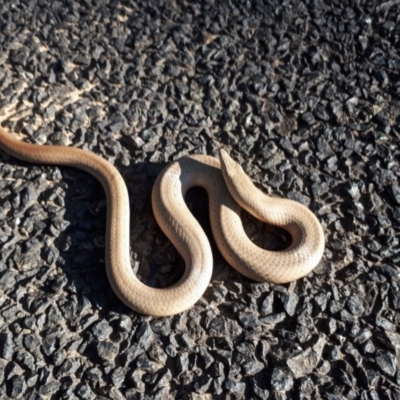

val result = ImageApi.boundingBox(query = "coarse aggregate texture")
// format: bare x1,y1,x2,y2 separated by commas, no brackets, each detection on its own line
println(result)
0,0,400,399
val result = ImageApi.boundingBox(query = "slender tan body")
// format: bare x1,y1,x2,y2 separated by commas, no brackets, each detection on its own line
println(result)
0,127,324,316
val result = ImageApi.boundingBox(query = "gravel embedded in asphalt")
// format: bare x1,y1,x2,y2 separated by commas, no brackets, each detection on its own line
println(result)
1,0,400,398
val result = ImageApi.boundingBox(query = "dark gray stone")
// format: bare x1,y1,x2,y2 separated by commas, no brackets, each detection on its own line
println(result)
134,322,155,349
271,367,293,391
0,333,14,360
260,313,286,325
97,342,119,361
8,375,26,398
282,292,299,317
346,295,365,316
238,312,262,330
376,350,398,376
150,319,171,336
91,320,113,341
224,380,246,398
242,360,264,376
39,381,62,396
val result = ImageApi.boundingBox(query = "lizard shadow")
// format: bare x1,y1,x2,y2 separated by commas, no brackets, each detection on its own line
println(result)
56,157,291,313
